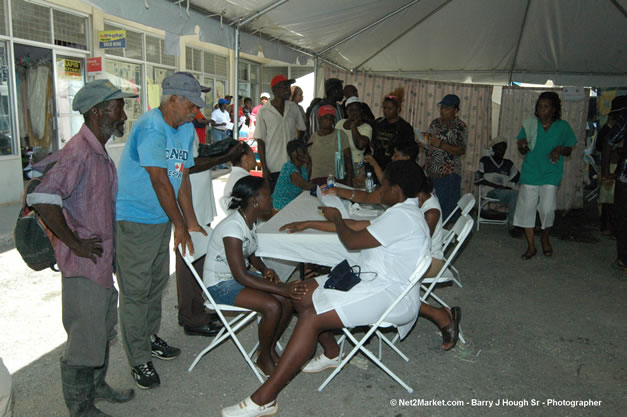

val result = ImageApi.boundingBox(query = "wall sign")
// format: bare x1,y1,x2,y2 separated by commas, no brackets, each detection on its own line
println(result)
63,59,82,78
87,57,103,74
99,30,126,49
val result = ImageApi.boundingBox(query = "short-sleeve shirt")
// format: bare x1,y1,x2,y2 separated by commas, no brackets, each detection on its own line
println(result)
517,119,577,186
210,108,231,130
27,125,117,288
272,162,309,209
420,194,444,260
309,129,350,179
203,211,257,288
255,101,306,173
474,156,520,190
116,108,195,224
425,117,468,178
372,117,414,170
335,120,373,164
361,197,430,285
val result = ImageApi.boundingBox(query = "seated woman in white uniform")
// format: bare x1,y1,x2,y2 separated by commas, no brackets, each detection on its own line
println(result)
204,176,307,377
221,161,461,417
324,162,457,350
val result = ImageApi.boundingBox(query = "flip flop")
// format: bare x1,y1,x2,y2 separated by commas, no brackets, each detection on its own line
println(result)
439,307,461,351
543,249,553,257
521,249,537,260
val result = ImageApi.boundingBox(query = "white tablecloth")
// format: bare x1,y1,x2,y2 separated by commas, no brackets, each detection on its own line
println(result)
256,192,378,267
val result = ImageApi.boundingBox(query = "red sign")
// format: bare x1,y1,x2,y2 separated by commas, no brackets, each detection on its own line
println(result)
87,57,102,73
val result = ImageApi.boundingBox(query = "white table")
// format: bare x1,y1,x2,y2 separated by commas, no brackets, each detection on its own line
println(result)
256,191,379,267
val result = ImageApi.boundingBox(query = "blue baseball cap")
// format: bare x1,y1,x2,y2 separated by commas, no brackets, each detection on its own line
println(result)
218,98,229,105
438,94,460,108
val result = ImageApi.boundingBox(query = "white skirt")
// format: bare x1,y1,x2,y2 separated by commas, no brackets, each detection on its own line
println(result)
311,275,420,339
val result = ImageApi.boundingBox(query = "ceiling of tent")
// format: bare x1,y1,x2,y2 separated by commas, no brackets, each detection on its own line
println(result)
180,0,627,86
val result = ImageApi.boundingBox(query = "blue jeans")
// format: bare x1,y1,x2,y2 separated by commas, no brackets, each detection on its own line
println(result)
207,279,245,305
212,128,229,142
486,188,518,229
433,174,461,221
210,129,229,168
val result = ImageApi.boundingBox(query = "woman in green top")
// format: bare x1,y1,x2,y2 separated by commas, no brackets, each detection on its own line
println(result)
513,92,577,260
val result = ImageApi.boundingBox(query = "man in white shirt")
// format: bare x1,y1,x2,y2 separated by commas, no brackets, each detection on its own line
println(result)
255,75,306,191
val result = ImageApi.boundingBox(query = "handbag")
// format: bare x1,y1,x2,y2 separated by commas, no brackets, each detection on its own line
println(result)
334,130,346,180
324,260,361,291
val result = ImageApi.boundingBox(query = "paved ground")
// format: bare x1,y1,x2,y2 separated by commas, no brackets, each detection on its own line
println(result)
1,191,624,417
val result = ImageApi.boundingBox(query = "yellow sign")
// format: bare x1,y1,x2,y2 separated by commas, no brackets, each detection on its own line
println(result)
98,30,126,48
63,59,82,78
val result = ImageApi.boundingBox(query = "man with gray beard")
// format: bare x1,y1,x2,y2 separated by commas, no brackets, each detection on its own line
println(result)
115,72,208,389
29,80,138,416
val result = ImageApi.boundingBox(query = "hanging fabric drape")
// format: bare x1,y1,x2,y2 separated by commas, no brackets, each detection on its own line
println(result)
325,67,493,197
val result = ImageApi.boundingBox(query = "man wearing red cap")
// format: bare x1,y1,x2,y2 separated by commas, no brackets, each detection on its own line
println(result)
255,75,306,190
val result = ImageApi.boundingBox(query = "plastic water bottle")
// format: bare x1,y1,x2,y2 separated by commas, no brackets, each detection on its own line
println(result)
365,172,374,193
327,174,335,187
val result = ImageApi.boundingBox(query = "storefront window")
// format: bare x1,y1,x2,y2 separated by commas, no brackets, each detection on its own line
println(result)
0,0,8,36
147,65,173,111
0,41,14,155
104,59,143,144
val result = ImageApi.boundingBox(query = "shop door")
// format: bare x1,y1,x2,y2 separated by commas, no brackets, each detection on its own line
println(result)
54,55,85,148
14,43,57,154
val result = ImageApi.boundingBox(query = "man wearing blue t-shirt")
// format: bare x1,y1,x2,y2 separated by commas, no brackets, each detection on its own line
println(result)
116,72,208,390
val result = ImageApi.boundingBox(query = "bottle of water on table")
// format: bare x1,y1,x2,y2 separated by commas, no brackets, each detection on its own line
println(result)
327,174,335,187
365,172,374,193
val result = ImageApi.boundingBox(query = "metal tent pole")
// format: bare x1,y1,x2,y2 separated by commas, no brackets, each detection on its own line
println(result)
232,0,289,139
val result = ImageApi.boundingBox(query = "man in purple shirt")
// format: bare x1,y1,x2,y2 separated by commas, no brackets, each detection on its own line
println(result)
28,80,137,417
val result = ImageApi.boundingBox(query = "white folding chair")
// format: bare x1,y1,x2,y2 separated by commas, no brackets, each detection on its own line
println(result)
318,254,432,394
179,231,265,383
476,185,508,231
420,214,474,344
442,193,475,227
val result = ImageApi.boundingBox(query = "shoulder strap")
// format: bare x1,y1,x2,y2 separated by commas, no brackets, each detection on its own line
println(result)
337,129,342,152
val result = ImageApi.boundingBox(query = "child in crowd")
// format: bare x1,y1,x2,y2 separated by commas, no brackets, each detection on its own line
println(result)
271,139,314,209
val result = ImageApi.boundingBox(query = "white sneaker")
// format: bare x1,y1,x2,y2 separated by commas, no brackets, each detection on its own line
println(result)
301,353,341,373
221,396,278,417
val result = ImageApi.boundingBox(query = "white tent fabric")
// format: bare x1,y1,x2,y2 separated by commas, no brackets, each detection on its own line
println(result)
180,0,627,87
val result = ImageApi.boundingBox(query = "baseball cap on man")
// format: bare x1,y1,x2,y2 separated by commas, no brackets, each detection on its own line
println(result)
318,105,336,117
260,92,271,99
72,80,138,114
270,75,295,89
438,94,460,108
162,72,208,108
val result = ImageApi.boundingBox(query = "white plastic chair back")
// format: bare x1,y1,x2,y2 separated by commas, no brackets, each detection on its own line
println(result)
443,193,476,226
183,225,212,263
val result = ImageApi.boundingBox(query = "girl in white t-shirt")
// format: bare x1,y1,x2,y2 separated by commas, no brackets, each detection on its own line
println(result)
221,161,461,417
204,176,307,377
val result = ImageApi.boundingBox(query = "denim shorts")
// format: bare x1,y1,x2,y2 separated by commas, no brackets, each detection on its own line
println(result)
207,279,246,305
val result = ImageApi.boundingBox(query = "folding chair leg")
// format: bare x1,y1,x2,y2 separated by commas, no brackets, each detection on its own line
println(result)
319,328,413,393
376,330,409,361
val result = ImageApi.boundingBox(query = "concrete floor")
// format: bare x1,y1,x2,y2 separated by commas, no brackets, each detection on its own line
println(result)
1,202,625,417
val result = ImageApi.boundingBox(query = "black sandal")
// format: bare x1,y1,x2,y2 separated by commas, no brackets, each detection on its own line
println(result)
439,307,461,351
521,249,537,260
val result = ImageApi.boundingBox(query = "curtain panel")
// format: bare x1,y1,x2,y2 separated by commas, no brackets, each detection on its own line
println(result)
325,68,493,197
498,87,588,210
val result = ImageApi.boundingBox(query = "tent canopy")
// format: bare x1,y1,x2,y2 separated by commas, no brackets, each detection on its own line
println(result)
182,0,627,86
